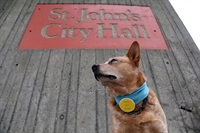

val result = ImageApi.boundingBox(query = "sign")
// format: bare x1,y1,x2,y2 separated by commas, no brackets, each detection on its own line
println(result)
18,4,168,50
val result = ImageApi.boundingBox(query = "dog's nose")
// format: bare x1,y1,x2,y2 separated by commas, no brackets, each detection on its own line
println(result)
92,64,99,72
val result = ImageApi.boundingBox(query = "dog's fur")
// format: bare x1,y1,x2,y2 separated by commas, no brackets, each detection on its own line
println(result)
92,41,168,133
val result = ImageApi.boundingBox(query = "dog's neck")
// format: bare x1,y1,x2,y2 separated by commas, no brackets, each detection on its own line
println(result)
114,82,149,113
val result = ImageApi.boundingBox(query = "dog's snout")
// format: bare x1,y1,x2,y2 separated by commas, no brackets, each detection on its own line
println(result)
92,64,99,72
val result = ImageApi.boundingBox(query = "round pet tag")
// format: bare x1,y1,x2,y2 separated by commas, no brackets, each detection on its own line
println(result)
119,98,135,113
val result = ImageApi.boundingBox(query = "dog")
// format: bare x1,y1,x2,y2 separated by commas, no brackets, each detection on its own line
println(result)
92,41,168,133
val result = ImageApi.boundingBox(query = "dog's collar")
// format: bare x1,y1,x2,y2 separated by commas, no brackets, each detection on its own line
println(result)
114,82,149,113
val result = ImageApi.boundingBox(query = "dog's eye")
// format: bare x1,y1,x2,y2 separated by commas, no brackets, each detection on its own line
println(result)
110,59,117,64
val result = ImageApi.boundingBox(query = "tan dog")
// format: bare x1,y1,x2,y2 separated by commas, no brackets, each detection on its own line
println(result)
92,41,168,133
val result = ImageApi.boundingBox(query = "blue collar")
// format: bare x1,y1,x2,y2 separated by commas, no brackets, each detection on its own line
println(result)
115,82,149,105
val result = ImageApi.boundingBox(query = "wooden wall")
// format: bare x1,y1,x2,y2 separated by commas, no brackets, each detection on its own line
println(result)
0,0,200,132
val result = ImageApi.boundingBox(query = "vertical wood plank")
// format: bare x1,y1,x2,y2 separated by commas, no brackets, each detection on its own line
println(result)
130,0,140,5
84,0,96,4
147,0,199,132
23,50,51,133
117,0,126,5
54,50,73,133
34,50,65,133
0,0,28,50
76,50,96,133
58,0,74,3
65,50,80,133
0,1,38,132
95,49,108,133
1,50,32,133
160,0,200,81
0,0,16,27
8,51,42,133
100,0,107,4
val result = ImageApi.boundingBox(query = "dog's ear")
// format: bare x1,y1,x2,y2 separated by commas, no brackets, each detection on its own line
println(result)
127,41,140,67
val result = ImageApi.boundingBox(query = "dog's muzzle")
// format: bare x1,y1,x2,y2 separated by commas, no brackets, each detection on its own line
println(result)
92,64,117,81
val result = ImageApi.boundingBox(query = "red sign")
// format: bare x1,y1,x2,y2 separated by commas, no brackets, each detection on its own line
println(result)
19,4,168,50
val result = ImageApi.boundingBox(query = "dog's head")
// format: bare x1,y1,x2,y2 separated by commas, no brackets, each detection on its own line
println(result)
92,41,146,96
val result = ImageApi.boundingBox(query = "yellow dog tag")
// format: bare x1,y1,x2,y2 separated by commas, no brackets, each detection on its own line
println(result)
119,98,135,113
